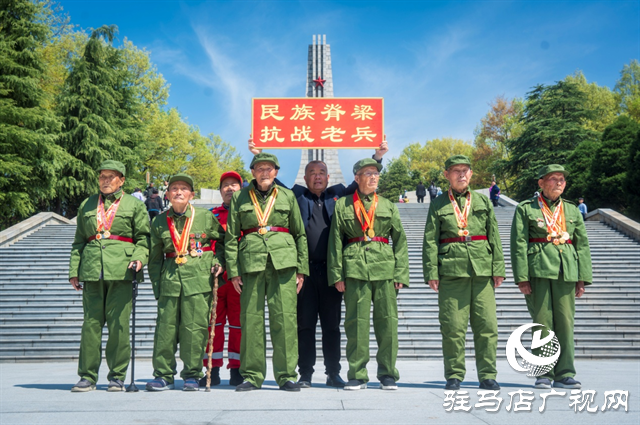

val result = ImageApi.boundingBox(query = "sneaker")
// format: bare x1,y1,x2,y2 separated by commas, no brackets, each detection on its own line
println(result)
280,381,301,392
344,379,367,391
479,379,500,390
445,378,461,390
199,368,221,388
553,377,581,389
235,381,258,392
71,378,95,392
298,373,312,389
183,378,199,391
107,379,125,392
379,376,398,390
145,377,174,391
326,373,346,388
534,377,552,389
229,368,243,386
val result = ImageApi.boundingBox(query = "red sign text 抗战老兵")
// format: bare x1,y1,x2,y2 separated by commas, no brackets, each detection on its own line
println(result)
251,98,384,149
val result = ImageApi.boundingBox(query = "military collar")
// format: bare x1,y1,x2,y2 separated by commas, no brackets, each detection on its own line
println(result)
100,188,123,201
357,190,374,202
169,204,193,218
250,180,275,199
450,188,469,198
541,192,561,206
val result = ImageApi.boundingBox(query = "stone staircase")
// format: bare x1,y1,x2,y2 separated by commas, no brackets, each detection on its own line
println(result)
0,202,639,362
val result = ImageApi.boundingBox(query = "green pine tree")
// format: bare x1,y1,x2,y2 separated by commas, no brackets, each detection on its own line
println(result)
55,25,144,216
504,81,598,201
623,129,640,220
0,0,66,229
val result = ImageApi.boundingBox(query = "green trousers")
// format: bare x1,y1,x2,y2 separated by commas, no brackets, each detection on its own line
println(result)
152,292,212,383
438,275,498,382
239,261,298,388
78,279,132,384
344,278,399,383
525,275,576,380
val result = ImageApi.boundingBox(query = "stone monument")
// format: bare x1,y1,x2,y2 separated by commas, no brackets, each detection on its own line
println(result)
294,34,346,185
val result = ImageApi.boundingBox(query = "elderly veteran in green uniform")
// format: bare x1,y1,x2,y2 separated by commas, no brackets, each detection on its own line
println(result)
145,173,226,391
510,164,592,390
69,160,150,392
422,154,505,391
225,153,308,392
328,158,409,391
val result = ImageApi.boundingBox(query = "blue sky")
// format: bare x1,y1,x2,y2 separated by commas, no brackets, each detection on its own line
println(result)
59,0,639,185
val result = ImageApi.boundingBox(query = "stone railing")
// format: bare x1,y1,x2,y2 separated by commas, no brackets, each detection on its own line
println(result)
586,208,640,242
0,212,73,247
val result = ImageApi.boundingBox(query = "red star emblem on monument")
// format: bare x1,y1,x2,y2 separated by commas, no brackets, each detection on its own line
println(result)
313,76,326,88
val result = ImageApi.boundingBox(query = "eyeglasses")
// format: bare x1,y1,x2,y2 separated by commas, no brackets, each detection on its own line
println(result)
358,172,380,178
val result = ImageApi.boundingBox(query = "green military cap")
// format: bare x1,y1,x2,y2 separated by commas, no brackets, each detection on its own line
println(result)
444,155,471,170
537,164,569,179
353,158,383,175
250,153,280,170
168,173,194,191
97,160,126,176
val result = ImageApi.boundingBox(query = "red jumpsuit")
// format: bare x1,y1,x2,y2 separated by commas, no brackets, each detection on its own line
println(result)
203,206,241,369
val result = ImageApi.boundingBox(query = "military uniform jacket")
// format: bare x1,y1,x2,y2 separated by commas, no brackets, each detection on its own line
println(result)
148,205,225,299
422,190,505,281
70,190,150,282
510,196,592,285
225,181,309,278
328,193,409,286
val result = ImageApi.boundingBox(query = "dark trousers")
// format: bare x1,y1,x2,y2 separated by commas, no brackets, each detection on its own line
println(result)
149,210,160,222
417,195,425,203
491,198,499,207
297,261,343,376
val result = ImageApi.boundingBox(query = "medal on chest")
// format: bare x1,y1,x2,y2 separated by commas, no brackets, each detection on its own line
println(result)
249,187,278,235
167,204,195,265
353,192,378,240
448,188,471,237
537,195,570,245
96,195,122,240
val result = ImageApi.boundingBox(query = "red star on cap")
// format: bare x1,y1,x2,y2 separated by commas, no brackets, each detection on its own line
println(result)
313,76,326,88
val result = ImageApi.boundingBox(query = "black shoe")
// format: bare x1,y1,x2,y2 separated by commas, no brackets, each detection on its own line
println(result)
445,378,461,390
199,367,221,387
229,368,243,386
326,374,346,388
379,375,398,390
534,377,552,389
298,373,312,388
479,379,500,390
344,379,367,390
235,381,258,392
280,381,301,392
107,379,125,392
553,377,581,389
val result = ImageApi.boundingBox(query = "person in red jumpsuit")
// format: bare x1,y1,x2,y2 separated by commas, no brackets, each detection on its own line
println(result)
200,171,244,387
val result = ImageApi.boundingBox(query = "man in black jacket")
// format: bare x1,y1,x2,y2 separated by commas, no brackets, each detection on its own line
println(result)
249,138,388,388
416,181,426,203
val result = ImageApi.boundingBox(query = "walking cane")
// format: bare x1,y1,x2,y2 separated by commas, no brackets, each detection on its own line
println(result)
205,265,220,392
126,274,139,392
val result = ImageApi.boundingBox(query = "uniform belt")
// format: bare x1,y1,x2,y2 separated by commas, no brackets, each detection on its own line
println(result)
439,235,488,244
165,246,213,258
529,238,573,244
244,226,290,234
87,234,134,243
347,236,389,244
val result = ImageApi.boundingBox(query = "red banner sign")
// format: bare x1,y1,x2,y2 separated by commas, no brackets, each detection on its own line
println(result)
251,97,384,149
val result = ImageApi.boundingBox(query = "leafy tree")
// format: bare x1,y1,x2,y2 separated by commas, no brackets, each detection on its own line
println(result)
377,158,421,201
587,115,639,211
623,129,640,219
564,139,599,203
55,25,144,216
614,60,640,122
565,71,619,132
0,0,67,229
503,81,598,201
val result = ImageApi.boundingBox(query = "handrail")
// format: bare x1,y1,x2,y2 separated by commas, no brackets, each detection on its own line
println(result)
0,212,73,247
586,208,640,243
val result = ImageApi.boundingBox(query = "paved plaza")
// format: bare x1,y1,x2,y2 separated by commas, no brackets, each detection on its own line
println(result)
0,359,637,424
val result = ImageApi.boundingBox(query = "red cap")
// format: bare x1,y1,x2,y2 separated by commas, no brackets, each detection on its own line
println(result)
220,171,243,186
